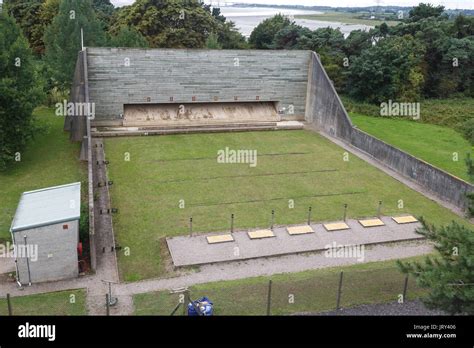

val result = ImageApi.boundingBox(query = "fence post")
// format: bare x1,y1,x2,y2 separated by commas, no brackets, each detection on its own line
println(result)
270,210,275,230
105,294,110,316
7,293,12,316
183,290,189,316
403,274,409,302
307,206,312,225
266,280,272,316
336,271,344,310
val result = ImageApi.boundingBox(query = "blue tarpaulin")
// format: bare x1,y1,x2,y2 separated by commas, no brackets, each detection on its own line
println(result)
187,297,213,316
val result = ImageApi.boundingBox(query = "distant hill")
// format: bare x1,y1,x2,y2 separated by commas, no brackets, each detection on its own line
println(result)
230,3,474,16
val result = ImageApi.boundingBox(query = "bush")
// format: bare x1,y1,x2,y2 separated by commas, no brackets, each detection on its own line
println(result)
79,204,89,242
46,86,69,107
460,118,474,145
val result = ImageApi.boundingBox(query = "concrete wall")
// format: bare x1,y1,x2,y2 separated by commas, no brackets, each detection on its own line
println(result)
67,51,87,146
86,48,311,124
306,52,474,210
305,52,353,141
13,221,79,284
65,50,96,271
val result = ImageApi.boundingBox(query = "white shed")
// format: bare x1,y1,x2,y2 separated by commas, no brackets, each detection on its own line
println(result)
10,182,81,285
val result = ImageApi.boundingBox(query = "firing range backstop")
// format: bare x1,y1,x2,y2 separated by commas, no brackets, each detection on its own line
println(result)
67,47,473,216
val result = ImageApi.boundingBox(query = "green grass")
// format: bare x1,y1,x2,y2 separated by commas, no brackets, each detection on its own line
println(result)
0,107,87,242
133,256,429,315
296,12,400,27
0,289,87,316
342,96,474,130
350,113,473,181
105,130,470,281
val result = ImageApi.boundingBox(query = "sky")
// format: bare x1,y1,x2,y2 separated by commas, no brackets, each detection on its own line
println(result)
110,0,473,10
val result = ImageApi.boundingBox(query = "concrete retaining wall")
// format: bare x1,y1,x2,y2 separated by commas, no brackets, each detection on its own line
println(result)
67,51,87,146
65,49,96,271
86,48,311,124
306,52,474,210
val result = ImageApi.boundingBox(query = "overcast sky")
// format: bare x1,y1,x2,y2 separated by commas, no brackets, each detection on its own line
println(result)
110,0,473,10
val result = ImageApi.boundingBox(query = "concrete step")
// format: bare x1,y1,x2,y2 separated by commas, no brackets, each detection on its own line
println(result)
92,122,305,137
97,121,278,132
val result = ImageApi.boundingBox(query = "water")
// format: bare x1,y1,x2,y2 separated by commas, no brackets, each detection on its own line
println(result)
219,7,373,38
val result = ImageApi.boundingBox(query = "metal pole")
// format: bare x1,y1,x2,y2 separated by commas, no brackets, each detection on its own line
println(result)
377,200,383,217
7,293,12,316
336,271,344,310
23,236,32,286
403,274,409,302
231,213,234,233
266,280,272,315
270,210,275,230
81,27,84,51
183,290,189,316
343,204,348,222
189,217,193,237
170,302,182,316
307,206,312,225
105,294,110,316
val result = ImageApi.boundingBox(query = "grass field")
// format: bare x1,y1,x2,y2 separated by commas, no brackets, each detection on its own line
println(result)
342,96,474,130
105,130,469,281
0,289,87,316
0,107,87,242
296,12,400,27
133,256,429,315
350,113,473,181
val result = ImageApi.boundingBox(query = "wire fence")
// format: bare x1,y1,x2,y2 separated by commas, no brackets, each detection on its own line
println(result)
0,266,428,316
0,289,86,316
132,266,427,316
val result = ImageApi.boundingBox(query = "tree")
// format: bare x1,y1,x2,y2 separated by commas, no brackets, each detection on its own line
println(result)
343,29,373,58
408,3,445,22
29,0,61,55
346,35,425,103
92,0,115,28
272,24,311,49
109,26,149,48
398,218,474,314
249,14,291,49
216,21,248,49
109,0,217,48
0,11,44,170
205,32,221,49
3,0,43,54
43,0,106,89
464,153,474,217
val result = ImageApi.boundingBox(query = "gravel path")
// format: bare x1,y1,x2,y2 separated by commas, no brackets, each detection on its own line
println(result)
0,239,433,315
116,240,432,296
